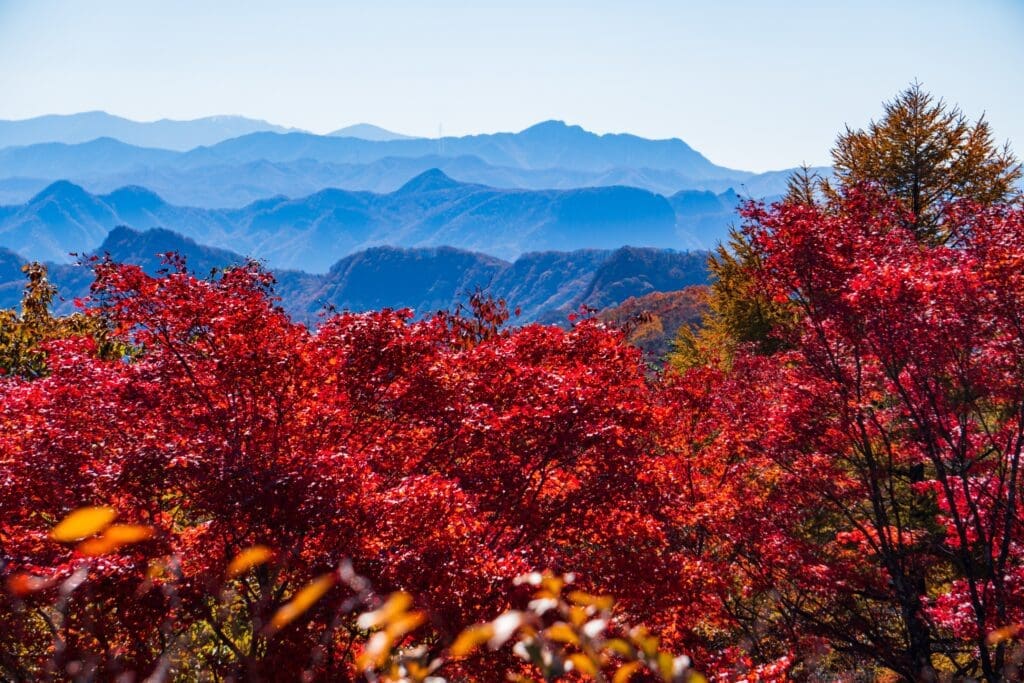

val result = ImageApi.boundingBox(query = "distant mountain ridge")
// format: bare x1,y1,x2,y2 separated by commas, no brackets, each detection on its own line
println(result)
0,154,799,209
0,116,821,204
0,226,709,325
0,175,739,271
0,111,299,151
329,123,419,141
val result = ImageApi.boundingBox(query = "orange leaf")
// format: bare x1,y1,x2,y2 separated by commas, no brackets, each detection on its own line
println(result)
226,545,274,578
268,573,336,633
51,506,117,543
76,524,154,556
450,623,494,658
357,591,413,630
987,623,1023,645
6,572,56,596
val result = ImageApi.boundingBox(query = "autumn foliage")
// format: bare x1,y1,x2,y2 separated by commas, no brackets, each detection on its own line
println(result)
2,91,1024,680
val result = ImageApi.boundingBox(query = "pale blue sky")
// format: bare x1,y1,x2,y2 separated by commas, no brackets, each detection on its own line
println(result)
0,0,1021,171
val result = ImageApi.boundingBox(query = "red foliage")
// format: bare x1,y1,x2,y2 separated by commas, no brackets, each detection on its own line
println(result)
2,195,1024,681
0,260,668,680
659,193,1024,679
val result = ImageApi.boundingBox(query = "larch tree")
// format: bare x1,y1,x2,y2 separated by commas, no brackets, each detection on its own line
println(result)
826,81,1021,241
671,84,1021,369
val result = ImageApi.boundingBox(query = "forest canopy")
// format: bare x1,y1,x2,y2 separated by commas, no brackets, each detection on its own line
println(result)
1,86,1023,682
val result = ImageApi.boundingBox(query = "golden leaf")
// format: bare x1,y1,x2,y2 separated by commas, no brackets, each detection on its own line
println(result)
226,545,274,578
51,506,116,543
546,622,579,646
605,638,635,658
356,630,393,670
450,623,494,657
358,591,413,630
568,653,598,675
657,651,674,680
540,574,565,596
568,590,614,611
76,524,153,556
268,573,336,633
612,661,642,683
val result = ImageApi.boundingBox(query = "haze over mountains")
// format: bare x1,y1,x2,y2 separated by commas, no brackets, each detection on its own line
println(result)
0,111,416,150
0,113,816,207
0,111,813,323
0,175,740,270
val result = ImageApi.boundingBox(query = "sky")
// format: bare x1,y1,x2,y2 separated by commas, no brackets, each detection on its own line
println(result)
0,0,1021,172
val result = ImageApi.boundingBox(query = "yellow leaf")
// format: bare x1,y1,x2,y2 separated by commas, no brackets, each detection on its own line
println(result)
605,638,634,658
613,661,642,683
226,545,274,578
268,573,335,633
356,630,392,670
76,524,154,556
568,653,598,675
385,611,425,639
450,623,494,657
568,591,614,611
358,591,413,630
657,651,674,680
546,622,579,646
51,506,116,543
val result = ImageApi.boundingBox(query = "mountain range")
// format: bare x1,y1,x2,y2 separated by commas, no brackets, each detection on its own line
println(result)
0,225,709,329
0,116,819,207
0,174,740,271
0,111,416,150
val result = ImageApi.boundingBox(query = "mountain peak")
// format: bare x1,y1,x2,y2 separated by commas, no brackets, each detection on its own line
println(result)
395,168,463,194
520,120,586,136
101,185,167,210
329,123,417,141
28,180,92,203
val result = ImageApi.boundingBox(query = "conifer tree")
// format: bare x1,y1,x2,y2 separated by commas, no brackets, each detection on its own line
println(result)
671,84,1021,369
826,82,1021,241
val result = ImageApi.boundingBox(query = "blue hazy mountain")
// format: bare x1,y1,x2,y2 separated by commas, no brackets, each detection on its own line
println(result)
0,155,796,209
0,111,297,151
0,226,709,325
0,119,819,203
0,138,178,177
667,188,743,248
0,174,734,271
174,121,736,177
329,123,419,141
0,247,26,306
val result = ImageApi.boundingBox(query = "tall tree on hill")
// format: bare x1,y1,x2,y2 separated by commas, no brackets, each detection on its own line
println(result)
670,84,1021,369
826,81,1021,242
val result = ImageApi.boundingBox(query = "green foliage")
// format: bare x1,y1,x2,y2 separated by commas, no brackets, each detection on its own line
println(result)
668,229,796,370
0,263,124,378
